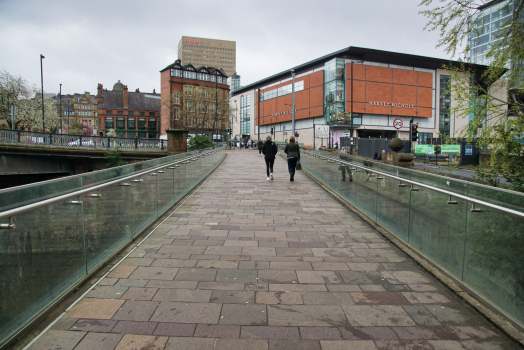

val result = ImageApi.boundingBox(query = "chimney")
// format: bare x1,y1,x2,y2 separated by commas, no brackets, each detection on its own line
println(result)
153,89,156,94
123,85,128,108
97,84,103,105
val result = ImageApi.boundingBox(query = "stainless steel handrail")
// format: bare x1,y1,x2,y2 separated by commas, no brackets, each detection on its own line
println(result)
0,148,222,222
304,151,524,218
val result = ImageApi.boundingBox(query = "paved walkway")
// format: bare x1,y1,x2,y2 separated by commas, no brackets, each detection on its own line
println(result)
26,150,520,350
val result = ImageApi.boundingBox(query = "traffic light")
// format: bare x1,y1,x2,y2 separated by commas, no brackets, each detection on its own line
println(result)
411,123,419,142
227,128,231,135
270,127,274,135
294,131,299,137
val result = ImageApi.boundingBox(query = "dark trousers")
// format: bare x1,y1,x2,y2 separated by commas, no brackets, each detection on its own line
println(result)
287,157,298,174
265,159,275,177
259,148,262,154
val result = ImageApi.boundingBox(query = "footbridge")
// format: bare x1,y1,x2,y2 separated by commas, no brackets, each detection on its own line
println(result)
1,147,523,350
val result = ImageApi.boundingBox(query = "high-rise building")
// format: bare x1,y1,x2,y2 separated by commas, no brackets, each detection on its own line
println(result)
467,0,516,65
178,36,236,77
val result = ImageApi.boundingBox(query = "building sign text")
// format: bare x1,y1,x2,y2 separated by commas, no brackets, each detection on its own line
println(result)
185,40,199,44
369,101,414,108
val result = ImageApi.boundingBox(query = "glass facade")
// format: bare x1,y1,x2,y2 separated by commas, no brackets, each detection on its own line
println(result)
324,58,346,125
439,75,451,137
467,0,514,65
240,95,250,136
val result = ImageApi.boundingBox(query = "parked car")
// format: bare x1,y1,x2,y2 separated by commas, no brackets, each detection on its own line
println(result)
68,139,95,147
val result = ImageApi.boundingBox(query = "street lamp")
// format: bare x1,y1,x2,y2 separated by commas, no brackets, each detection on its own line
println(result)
40,54,45,131
59,84,62,134
290,69,295,136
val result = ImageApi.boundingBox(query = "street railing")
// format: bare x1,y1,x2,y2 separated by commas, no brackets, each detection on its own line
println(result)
295,148,524,327
0,129,166,152
0,146,225,348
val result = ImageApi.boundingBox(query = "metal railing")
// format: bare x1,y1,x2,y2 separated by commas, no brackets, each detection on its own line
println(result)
0,129,166,152
297,149,524,328
0,146,225,348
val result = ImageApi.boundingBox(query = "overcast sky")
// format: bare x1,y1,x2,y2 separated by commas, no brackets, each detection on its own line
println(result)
0,0,451,96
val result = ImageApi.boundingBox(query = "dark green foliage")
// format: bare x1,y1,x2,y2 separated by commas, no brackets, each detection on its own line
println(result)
188,135,215,151
104,148,128,168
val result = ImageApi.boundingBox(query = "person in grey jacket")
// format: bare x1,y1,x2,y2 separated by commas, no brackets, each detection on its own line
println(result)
284,135,300,182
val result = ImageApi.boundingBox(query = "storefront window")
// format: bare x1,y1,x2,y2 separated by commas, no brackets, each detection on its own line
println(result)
116,118,125,129
138,118,147,129
128,118,136,129
105,117,114,129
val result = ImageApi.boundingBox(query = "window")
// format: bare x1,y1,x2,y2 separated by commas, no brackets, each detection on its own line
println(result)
95,120,98,127
116,117,125,129
138,118,147,129
149,112,155,116
173,108,179,120
128,118,136,129
139,112,145,116
148,119,157,129
128,111,135,115
105,117,114,129
184,86,194,96
106,110,112,114
173,92,180,104
185,101,195,112
117,111,123,115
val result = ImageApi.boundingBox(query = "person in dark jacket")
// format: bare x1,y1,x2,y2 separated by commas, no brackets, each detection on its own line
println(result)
284,135,300,182
257,139,263,156
262,135,278,181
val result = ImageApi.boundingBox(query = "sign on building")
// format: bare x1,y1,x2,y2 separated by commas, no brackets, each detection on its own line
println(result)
315,125,329,138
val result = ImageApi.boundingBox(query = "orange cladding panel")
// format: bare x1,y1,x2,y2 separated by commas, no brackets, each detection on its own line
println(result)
264,99,277,116
365,66,392,83
392,85,417,105
392,69,417,86
418,72,433,88
353,102,366,113
295,90,309,109
417,107,432,118
366,82,392,103
392,106,417,117
310,71,323,87
367,103,392,115
276,95,292,113
310,86,323,107
353,64,366,80
417,87,433,108
353,81,366,102
346,83,352,102
302,76,310,89
310,106,323,117
346,63,352,79
296,109,309,119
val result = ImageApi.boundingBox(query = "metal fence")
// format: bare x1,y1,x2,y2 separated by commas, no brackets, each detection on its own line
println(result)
0,129,166,152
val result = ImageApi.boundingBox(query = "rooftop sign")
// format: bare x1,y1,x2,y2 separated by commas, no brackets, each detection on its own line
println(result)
185,40,199,44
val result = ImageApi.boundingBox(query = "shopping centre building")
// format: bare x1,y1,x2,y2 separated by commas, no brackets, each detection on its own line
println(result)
230,46,490,147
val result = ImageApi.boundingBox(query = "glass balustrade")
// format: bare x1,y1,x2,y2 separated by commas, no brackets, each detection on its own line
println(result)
299,149,524,327
0,147,225,348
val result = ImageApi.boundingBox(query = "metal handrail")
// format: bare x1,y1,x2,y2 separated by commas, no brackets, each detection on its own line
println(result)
0,148,222,223
304,151,524,218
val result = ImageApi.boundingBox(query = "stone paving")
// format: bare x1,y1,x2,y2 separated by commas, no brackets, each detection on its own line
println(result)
27,150,521,350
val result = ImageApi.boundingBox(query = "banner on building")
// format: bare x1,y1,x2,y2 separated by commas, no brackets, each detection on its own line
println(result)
315,125,329,138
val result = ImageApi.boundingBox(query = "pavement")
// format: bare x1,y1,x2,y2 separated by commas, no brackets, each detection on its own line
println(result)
22,151,521,350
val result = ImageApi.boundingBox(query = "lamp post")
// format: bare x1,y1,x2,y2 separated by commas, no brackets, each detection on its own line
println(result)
215,71,218,142
59,84,62,134
330,103,335,148
40,54,45,131
291,69,295,136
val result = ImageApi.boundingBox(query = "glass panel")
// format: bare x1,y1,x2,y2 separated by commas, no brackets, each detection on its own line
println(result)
0,200,84,345
376,175,411,242
157,165,175,215
131,171,158,236
84,183,132,272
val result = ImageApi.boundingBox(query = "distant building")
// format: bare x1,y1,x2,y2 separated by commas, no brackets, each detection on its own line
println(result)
178,36,236,77
159,59,230,140
54,92,98,133
228,73,241,94
467,0,517,65
96,80,161,138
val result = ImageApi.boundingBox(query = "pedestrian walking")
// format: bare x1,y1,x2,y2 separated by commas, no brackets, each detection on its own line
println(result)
248,139,252,150
262,135,278,181
284,135,300,182
257,139,263,156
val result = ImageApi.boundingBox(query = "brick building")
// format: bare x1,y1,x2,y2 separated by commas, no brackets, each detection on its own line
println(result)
54,92,98,133
160,60,230,140
96,81,160,138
